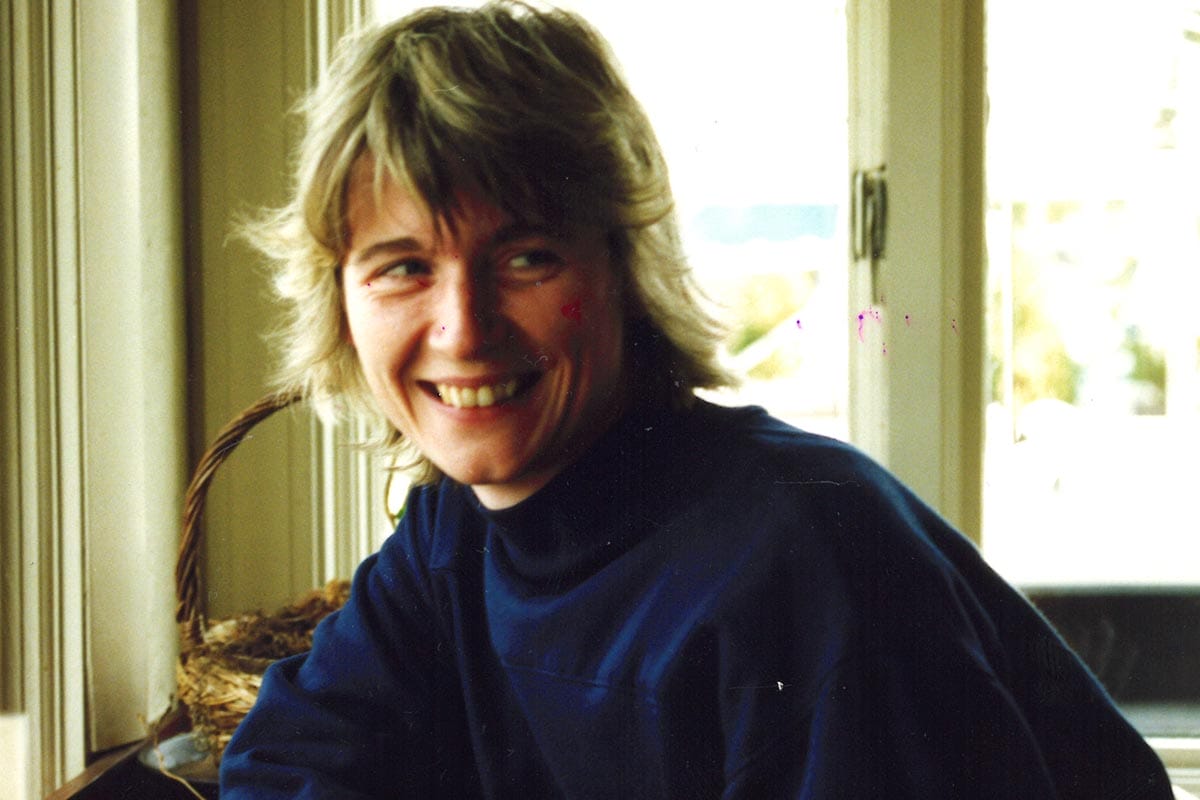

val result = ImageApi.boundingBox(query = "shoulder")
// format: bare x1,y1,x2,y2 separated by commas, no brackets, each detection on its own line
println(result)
673,401,991,626
683,401,878,471
382,478,482,574
675,401,906,518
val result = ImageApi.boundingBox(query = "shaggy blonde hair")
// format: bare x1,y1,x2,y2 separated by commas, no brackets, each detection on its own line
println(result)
250,0,735,480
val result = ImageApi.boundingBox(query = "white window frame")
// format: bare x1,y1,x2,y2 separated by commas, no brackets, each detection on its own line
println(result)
847,0,986,542
2,1,186,793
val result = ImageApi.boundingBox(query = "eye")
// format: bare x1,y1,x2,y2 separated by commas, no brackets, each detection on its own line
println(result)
501,248,564,284
509,249,560,269
378,259,430,279
356,258,431,295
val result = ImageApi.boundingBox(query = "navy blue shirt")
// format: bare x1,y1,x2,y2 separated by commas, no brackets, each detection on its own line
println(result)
221,401,1172,798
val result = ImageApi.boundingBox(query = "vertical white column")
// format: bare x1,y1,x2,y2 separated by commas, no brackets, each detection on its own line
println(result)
76,0,188,752
847,0,986,540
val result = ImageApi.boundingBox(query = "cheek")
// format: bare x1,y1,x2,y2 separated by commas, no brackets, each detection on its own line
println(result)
560,279,621,329
344,306,400,375
345,286,402,337
576,309,626,378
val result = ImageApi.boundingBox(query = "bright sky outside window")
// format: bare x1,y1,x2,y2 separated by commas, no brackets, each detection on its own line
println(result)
982,0,1200,587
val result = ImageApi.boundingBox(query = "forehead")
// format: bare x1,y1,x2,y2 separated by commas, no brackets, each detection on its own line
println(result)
344,156,511,250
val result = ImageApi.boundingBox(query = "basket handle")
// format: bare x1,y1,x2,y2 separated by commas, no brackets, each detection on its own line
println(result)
176,391,302,646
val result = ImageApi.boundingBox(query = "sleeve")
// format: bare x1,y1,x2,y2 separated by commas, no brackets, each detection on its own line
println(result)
721,641,1169,800
219,498,469,799
718,636,1057,799
718,471,1174,800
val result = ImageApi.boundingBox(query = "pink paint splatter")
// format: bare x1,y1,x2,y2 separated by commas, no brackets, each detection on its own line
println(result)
856,307,882,342
561,299,582,322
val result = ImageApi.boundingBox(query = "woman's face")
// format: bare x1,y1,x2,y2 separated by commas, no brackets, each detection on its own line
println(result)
341,161,629,509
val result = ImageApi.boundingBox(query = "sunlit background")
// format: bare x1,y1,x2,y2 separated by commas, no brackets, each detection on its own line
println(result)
982,0,1200,586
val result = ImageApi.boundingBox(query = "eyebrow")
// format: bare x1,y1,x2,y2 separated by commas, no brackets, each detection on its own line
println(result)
489,221,559,247
346,236,424,268
344,221,564,270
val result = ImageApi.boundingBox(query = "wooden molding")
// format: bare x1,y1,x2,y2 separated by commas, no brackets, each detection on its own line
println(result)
2,0,89,792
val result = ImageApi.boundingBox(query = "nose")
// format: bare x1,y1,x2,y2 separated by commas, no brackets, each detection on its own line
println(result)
430,270,500,359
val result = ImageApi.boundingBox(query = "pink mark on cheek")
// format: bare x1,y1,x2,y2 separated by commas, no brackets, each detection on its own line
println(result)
561,299,583,322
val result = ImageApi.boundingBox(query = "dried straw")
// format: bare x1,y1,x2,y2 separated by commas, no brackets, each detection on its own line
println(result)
174,393,349,759
176,579,349,755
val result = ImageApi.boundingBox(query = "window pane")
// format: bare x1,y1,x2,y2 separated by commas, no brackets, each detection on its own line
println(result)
372,0,850,440
983,0,1200,588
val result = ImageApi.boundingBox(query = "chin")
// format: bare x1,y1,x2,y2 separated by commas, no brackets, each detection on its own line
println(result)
439,455,524,488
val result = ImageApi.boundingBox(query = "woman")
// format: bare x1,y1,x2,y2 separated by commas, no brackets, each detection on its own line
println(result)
220,3,1172,797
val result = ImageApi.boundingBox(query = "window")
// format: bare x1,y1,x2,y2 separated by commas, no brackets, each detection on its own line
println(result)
983,0,1200,742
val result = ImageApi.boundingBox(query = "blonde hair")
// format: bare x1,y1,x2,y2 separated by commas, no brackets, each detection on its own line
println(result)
250,0,735,480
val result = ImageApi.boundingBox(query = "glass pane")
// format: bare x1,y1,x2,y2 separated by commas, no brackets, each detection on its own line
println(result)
372,0,850,440
983,1,1200,587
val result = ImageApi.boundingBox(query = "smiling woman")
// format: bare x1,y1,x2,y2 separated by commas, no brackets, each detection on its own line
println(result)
217,2,1175,798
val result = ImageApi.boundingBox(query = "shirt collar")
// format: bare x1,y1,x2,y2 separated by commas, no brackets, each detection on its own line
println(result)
464,400,682,585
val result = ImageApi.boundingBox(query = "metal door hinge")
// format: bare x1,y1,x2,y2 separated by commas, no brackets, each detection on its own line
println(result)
852,167,888,261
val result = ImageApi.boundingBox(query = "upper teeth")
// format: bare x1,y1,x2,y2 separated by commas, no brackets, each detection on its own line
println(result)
436,379,520,409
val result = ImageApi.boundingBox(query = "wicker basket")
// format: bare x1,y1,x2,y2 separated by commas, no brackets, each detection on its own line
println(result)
174,392,350,758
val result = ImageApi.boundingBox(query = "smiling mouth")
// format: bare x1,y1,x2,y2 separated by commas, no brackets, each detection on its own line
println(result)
426,374,539,409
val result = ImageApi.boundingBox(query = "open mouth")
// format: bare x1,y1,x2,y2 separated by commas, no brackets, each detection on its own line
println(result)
423,373,540,409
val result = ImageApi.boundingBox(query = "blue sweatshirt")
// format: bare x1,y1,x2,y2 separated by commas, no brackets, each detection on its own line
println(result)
220,401,1172,798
